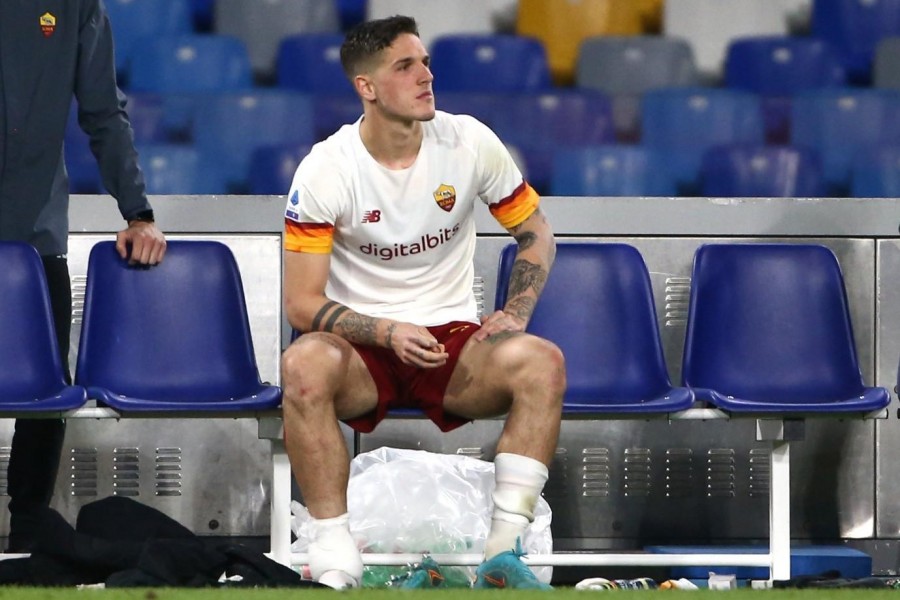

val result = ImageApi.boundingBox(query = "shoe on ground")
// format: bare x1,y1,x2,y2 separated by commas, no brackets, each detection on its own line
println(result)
474,538,552,590
318,569,359,590
387,556,445,589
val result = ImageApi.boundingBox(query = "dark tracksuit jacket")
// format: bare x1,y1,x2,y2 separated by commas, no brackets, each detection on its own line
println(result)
0,0,152,256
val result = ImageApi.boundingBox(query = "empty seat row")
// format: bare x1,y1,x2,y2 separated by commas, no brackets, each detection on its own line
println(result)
505,241,888,416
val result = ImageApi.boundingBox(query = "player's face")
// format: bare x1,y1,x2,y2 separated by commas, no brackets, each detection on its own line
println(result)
369,33,435,122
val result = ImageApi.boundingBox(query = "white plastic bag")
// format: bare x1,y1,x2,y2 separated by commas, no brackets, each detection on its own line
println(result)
291,447,553,586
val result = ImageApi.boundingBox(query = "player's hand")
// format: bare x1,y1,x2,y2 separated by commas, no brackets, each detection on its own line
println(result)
116,222,167,266
388,322,448,369
473,310,526,342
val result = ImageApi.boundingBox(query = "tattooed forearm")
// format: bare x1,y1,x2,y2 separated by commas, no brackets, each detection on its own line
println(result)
507,259,548,298
514,230,537,251
336,313,379,345
323,306,350,332
310,300,340,332
385,322,397,349
505,296,536,321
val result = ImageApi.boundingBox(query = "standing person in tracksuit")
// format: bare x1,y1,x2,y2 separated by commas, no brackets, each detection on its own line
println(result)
0,0,167,551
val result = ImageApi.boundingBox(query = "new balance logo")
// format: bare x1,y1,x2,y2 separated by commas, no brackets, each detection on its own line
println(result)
361,210,381,223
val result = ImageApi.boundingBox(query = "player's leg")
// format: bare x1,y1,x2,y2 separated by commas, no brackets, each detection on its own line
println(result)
443,331,564,588
280,332,378,588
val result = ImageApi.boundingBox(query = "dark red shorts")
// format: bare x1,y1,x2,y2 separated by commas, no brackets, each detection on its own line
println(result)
342,321,480,433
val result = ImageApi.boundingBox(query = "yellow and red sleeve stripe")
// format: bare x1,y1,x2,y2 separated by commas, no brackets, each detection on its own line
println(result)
284,220,334,253
489,181,540,229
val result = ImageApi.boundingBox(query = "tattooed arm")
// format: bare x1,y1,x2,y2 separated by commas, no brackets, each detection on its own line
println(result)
474,207,556,342
284,250,448,368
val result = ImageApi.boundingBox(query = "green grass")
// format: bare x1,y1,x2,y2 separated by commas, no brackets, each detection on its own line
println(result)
0,588,900,600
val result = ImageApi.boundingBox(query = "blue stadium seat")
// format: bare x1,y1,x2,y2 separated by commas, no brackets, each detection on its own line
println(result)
276,33,352,94
75,241,282,412
105,0,192,82
214,0,340,78
313,94,362,142
192,91,316,192
128,34,254,93
790,88,900,196
138,144,228,194
700,144,825,198
551,145,676,196
0,242,86,411
724,36,847,143
248,143,313,195
682,243,890,413
492,90,616,194
576,35,699,142
495,243,693,414
811,0,900,85
641,87,765,195
429,34,553,93
851,144,900,197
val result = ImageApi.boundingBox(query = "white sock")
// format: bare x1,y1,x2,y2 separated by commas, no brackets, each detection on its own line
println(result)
309,512,363,589
484,453,549,560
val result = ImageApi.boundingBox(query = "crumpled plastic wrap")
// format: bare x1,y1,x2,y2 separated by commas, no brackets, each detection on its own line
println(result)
291,447,553,586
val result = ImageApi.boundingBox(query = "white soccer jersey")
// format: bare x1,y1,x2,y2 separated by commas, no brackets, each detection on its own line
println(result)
284,111,539,327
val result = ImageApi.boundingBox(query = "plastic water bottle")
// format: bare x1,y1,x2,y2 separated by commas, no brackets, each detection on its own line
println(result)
611,578,658,589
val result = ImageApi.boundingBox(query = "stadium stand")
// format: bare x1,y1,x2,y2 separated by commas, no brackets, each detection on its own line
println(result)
699,144,825,198
517,0,643,86
137,144,228,195
191,91,316,193
550,145,676,197
811,0,900,85
790,88,900,196
214,0,340,81
873,36,900,89
576,35,699,142
248,143,314,195
104,0,193,85
640,87,765,195
851,144,900,197
429,34,553,93
724,36,846,143
276,33,352,94
491,90,616,194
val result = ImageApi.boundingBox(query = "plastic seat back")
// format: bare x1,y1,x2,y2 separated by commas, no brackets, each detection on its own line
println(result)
790,88,900,195
576,35,699,141
215,0,339,77
682,243,885,409
492,90,615,194
874,36,900,88
138,144,228,194
663,0,789,80
641,87,764,194
700,144,825,197
430,34,552,93
551,145,676,196
128,34,253,93
0,243,85,410
851,144,900,196
517,0,643,85
105,0,192,79
192,91,316,192
725,36,847,142
248,143,313,195
495,243,691,412
276,33,352,94
76,241,281,411
812,0,900,85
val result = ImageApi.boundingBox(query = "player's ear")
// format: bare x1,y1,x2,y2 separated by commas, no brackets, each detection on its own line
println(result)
355,74,375,102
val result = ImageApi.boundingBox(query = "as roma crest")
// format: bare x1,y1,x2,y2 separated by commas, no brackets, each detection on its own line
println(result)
432,184,456,213
39,12,56,37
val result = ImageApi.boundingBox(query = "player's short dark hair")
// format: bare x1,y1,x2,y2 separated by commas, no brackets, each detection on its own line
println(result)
340,15,420,79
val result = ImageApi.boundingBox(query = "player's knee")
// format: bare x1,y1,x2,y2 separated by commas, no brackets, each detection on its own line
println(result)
280,334,347,406
496,335,566,400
